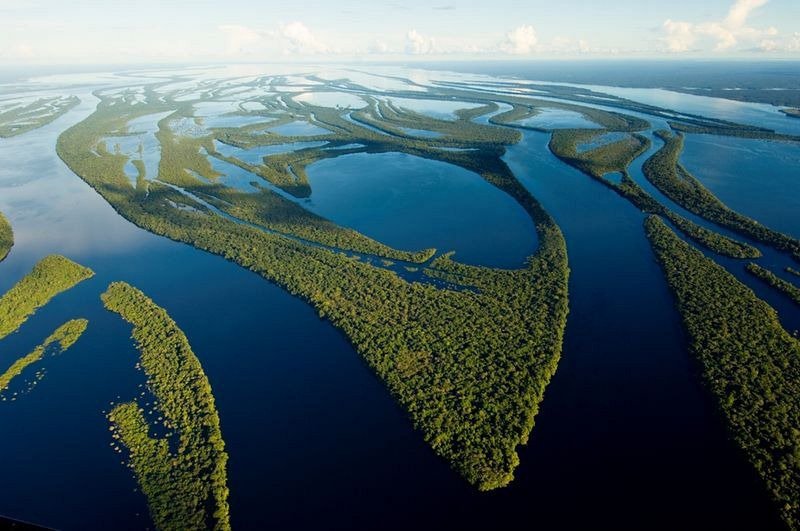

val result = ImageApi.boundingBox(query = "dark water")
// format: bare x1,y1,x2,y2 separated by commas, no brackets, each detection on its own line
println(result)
304,151,536,268
0,68,796,530
681,135,800,239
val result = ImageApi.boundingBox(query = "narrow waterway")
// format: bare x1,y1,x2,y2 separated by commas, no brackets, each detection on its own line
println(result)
0,68,796,531
497,130,782,530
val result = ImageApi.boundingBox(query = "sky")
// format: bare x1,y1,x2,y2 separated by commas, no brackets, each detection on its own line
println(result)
1,0,799,64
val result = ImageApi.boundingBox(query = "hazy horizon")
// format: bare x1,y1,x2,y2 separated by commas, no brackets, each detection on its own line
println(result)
1,0,799,65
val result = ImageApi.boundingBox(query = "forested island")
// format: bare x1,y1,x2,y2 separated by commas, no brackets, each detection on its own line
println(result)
0,255,94,340
103,282,230,531
645,216,800,530
0,62,797,531
0,253,92,400
0,211,12,262
56,76,573,491
0,96,80,138
747,263,800,306
0,319,88,395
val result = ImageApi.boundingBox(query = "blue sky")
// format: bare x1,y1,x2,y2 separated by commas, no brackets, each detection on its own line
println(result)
1,0,799,63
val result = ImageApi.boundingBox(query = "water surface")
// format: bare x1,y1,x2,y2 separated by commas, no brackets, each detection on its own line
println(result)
304,151,537,267
0,65,795,531
681,135,800,239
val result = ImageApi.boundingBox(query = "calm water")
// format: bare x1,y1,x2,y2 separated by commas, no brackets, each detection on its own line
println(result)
517,107,602,129
525,81,800,136
213,140,328,165
268,121,330,137
294,91,367,109
304,151,536,268
385,96,482,120
0,66,796,531
681,135,800,239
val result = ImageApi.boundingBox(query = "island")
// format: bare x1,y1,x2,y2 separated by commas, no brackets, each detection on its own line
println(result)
102,282,230,531
0,96,80,138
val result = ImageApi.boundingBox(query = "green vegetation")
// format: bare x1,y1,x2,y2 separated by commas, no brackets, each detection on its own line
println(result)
102,282,230,531
58,85,570,491
156,113,436,263
0,96,80,138
439,78,750,133
549,129,760,259
644,215,800,530
214,96,524,206
746,263,800,306
661,209,760,259
490,99,648,133
787,267,800,278
0,255,94,340
427,82,650,133
349,97,520,146
670,121,800,142
643,131,800,260
0,251,92,398
0,319,88,394
0,211,12,262
549,129,649,179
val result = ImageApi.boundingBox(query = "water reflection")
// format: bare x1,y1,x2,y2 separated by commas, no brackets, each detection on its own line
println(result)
0,63,796,531
681,135,800,239
304,151,537,268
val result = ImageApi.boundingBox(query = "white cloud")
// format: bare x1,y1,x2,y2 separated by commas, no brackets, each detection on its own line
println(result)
758,39,779,52
218,24,263,55
789,32,800,51
501,25,538,55
724,0,768,28
663,19,696,52
661,0,777,53
281,21,328,54
755,31,800,52
405,29,436,55
368,40,389,54
217,21,330,57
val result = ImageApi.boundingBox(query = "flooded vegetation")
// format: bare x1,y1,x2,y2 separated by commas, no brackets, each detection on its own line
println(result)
103,282,230,531
0,255,93,340
645,216,800,529
0,95,79,137
0,318,88,396
0,211,11,262
0,62,798,530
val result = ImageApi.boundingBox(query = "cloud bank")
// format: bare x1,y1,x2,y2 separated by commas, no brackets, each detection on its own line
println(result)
662,0,783,53
500,25,538,55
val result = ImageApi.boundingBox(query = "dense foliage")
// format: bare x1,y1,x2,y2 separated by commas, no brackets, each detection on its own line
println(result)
102,282,230,531
0,255,94,340
0,96,80,138
549,129,760,259
746,263,800,306
643,131,800,261
645,215,800,530
0,211,12,262
440,77,797,140
0,319,88,394
157,114,435,263
57,85,570,491
549,129,649,178
669,122,800,142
